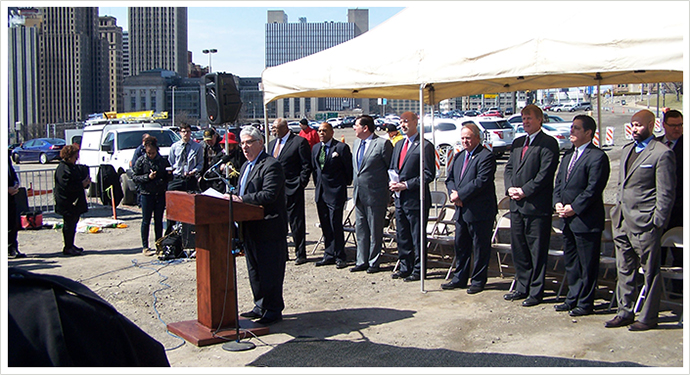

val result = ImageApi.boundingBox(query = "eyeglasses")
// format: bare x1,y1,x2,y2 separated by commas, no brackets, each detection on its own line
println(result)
241,139,259,146
665,123,683,128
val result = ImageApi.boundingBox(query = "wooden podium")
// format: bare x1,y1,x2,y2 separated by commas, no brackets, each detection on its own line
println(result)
164,191,269,346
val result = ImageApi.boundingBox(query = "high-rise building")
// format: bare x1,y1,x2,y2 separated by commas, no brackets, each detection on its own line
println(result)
8,7,41,142
39,7,108,124
128,7,188,77
265,9,369,118
98,16,124,113
123,31,130,77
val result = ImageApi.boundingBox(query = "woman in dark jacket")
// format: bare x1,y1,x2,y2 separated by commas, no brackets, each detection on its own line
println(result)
132,136,172,256
54,145,91,256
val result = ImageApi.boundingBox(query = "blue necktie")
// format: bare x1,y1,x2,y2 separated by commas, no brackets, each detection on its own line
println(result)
357,140,366,170
239,163,252,196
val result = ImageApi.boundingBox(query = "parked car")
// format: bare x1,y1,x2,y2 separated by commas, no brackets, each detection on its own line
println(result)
548,104,564,112
8,143,20,152
287,121,302,133
341,116,356,127
569,102,592,111
463,110,481,117
11,138,66,164
191,130,205,143
326,117,343,129
556,104,576,112
480,110,503,118
507,113,573,133
514,123,572,151
423,118,514,161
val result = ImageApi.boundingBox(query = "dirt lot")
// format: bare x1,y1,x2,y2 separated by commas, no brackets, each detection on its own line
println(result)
7,108,685,368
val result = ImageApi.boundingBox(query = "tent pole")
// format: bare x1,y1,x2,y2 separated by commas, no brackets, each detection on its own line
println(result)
419,83,426,293
596,80,601,148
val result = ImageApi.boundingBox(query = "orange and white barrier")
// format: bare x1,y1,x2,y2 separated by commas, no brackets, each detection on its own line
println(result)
593,129,600,147
605,127,615,146
624,123,633,140
654,118,662,133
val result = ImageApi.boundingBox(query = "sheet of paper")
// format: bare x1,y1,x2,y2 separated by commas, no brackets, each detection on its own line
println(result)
201,187,227,199
387,169,400,198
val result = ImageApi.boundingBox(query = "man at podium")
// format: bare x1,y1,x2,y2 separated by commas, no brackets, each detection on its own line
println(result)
231,126,288,325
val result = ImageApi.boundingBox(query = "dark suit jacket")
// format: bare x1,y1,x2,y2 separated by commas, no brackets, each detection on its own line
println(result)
268,133,311,196
504,130,560,216
240,152,288,242
553,143,610,233
445,145,497,223
656,134,683,228
390,135,436,211
312,140,353,207
611,139,676,233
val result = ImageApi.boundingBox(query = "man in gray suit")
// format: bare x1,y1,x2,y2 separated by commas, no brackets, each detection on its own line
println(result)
351,115,394,273
606,109,676,331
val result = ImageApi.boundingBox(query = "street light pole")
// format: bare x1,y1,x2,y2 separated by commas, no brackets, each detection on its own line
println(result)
202,48,218,73
172,86,176,127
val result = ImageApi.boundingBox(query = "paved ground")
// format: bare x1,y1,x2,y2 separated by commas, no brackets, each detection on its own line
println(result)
7,106,686,369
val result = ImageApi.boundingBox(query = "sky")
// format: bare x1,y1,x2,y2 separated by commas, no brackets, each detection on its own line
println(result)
98,3,405,77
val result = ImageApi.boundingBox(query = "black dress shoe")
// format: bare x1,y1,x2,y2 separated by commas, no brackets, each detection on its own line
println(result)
73,246,84,253
441,282,465,290
403,274,421,282
315,258,335,267
63,247,83,256
239,309,263,319
503,291,527,301
350,263,368,272
569,307,592,317
294,257,308,265
554,303,572,312
604,315,635,328
522,296,541,307
391,271,411,279
256,313,282,325
366,266,380,274
466,285,484,294
335,259,348,269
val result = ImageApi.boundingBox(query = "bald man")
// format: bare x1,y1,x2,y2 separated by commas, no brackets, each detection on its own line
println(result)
606,109,676,331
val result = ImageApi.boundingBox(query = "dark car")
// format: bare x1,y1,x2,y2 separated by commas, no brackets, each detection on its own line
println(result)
11,138,66,164
341,116,356,127
8,143,20,152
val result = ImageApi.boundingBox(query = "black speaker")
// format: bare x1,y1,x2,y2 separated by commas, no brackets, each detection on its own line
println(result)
204,73,242,125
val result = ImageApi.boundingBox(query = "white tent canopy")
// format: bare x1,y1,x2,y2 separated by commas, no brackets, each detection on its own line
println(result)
262,1,685,105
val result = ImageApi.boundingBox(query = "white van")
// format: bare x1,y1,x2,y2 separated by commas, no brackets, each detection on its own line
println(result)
79,122,180,205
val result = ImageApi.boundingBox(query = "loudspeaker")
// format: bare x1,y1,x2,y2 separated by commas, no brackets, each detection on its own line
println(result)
205,73,242,125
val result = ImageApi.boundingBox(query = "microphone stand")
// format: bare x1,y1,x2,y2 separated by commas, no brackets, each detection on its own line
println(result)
221,184,255,352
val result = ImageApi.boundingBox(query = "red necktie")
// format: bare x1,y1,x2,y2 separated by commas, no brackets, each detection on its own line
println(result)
399,139,409,169
667,140,673,148
521,136,530,160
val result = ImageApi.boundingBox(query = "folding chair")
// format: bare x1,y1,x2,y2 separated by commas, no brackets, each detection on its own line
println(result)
660,226,683,325
491,197,513,279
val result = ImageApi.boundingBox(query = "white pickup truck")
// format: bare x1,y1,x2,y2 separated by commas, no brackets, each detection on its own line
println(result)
78,121,180,205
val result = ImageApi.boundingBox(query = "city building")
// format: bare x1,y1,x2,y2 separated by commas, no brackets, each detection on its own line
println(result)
128,7,188,77
123,30,130,77
8,7,41,143
265,9,369,119
123,69,204,125
98,16,124,113
238,77,264,122
39,7,109,125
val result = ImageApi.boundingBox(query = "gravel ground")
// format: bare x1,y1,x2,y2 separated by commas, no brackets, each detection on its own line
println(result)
7,108,685,368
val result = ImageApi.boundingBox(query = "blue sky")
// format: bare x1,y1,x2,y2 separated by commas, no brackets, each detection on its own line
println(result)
98,5,405,77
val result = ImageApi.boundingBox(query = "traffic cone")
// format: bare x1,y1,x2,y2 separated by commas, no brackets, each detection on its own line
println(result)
341,135,345,143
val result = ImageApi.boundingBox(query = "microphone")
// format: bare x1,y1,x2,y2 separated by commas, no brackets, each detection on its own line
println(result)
203,158,225,180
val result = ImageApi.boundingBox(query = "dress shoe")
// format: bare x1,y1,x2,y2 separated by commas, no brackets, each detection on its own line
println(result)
315,258,335,267
256,312,282,325
441,282,465,290
604,315,635,328
294,257,308,265
350,263,368,272
366,266,380,274
568,307,592,317
466,285,484,295
503,291,527,301
73,246,84,253
628,321,657,331
554,303,572,312
8,247,26,259
522,296,541,307
239,308,263,319
391,271,411,279
335,259,348,269
63,247,83,256
403,274,421,282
